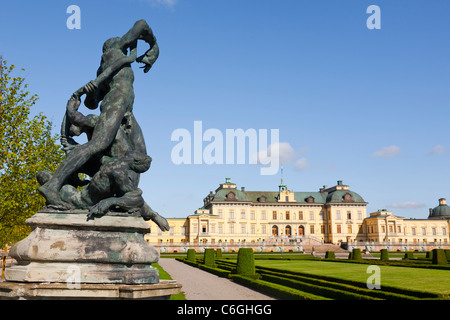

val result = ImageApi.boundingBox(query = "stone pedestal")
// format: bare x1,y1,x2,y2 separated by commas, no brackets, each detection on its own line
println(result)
6,209,160,284
0,280,182,300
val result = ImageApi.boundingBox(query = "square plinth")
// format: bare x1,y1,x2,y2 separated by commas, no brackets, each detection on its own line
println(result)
0,280,181,300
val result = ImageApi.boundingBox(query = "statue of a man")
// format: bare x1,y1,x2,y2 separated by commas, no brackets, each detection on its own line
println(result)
39,20,159,210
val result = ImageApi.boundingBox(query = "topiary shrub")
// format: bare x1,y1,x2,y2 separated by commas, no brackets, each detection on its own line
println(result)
203,248,217,267
403,252,414,260
187,249,196,262
445,250,450,262
325,251,335,259
236,248,255,277
432,249,448,265
216,248,222,258
351,248,362,260
380,249,389,261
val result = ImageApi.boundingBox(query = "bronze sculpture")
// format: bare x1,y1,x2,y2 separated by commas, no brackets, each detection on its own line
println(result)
37,19,168,230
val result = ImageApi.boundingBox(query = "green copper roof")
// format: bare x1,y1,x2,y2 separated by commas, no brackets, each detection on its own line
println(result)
203,187,365,205
429,204,450,219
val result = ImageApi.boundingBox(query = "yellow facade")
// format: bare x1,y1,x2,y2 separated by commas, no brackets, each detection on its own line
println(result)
145,179,450,251
363,209,449,248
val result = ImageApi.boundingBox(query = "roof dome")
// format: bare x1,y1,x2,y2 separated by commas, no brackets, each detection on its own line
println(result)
326,190,365,203
429,198,450,219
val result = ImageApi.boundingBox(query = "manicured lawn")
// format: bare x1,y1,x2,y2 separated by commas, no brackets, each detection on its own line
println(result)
254,260,450,296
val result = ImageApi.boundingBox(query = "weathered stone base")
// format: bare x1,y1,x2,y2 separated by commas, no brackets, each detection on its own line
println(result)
5,262,159,284
0,280,181,300
6,209,160,284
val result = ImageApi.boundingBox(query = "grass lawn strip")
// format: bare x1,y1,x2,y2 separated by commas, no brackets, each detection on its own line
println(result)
254,260,450,297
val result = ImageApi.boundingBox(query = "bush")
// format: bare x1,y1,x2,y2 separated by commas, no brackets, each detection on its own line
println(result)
445,250,450,261
432,249,448,265
380,249,389,261
216,248,222,258
236,248,255,276
403,252,414,260
325,251,335,259
203,248,216,267
351,248,362,261
230,274,327,300
187,249,196,262
198,264,230,278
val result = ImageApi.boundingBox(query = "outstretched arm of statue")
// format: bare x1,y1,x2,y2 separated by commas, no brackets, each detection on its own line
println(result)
73,44,138,103
120,19,159,73
66,96,93,129
92,44,138,88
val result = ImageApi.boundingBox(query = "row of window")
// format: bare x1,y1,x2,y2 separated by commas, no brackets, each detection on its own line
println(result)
365,238,449,244
153,224,448,238
367,225,447,236
215,209,364,221
154,223,362,236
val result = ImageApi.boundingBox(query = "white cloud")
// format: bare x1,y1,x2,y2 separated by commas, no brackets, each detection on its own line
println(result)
294,157,308,171
253,142,296,165
428,145,446,156
389,201,426,209
372,145,401,158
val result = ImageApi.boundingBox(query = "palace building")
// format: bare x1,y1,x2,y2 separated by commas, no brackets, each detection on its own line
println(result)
145,178,450,252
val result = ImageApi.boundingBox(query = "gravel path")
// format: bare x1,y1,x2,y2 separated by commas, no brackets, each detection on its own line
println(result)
158,258,275,300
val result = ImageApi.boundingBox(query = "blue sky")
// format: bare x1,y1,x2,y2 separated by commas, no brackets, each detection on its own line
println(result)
1,0,450,219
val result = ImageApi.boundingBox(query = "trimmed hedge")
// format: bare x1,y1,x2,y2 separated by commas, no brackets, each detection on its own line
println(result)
177,257,442,299
432,249,448,265
260,273,379,300
350,248,362,261
445,250,450,261
230,274,328,300
216,248,222,258
325,251,335,259
255,265,440,299
236,248,255,276
186,249,196,262
257,268,417,300
203,248,217,267
380,249,389,261
403,252,414,260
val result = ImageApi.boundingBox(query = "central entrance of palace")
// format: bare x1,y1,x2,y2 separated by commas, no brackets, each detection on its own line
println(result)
285,225,292,237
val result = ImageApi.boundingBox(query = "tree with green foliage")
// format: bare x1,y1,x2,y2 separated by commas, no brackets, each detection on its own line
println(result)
0,58,64,246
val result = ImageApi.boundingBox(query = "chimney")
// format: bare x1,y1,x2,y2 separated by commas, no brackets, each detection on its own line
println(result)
337,180,343,186
241,187,245,191
439,198,447,206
